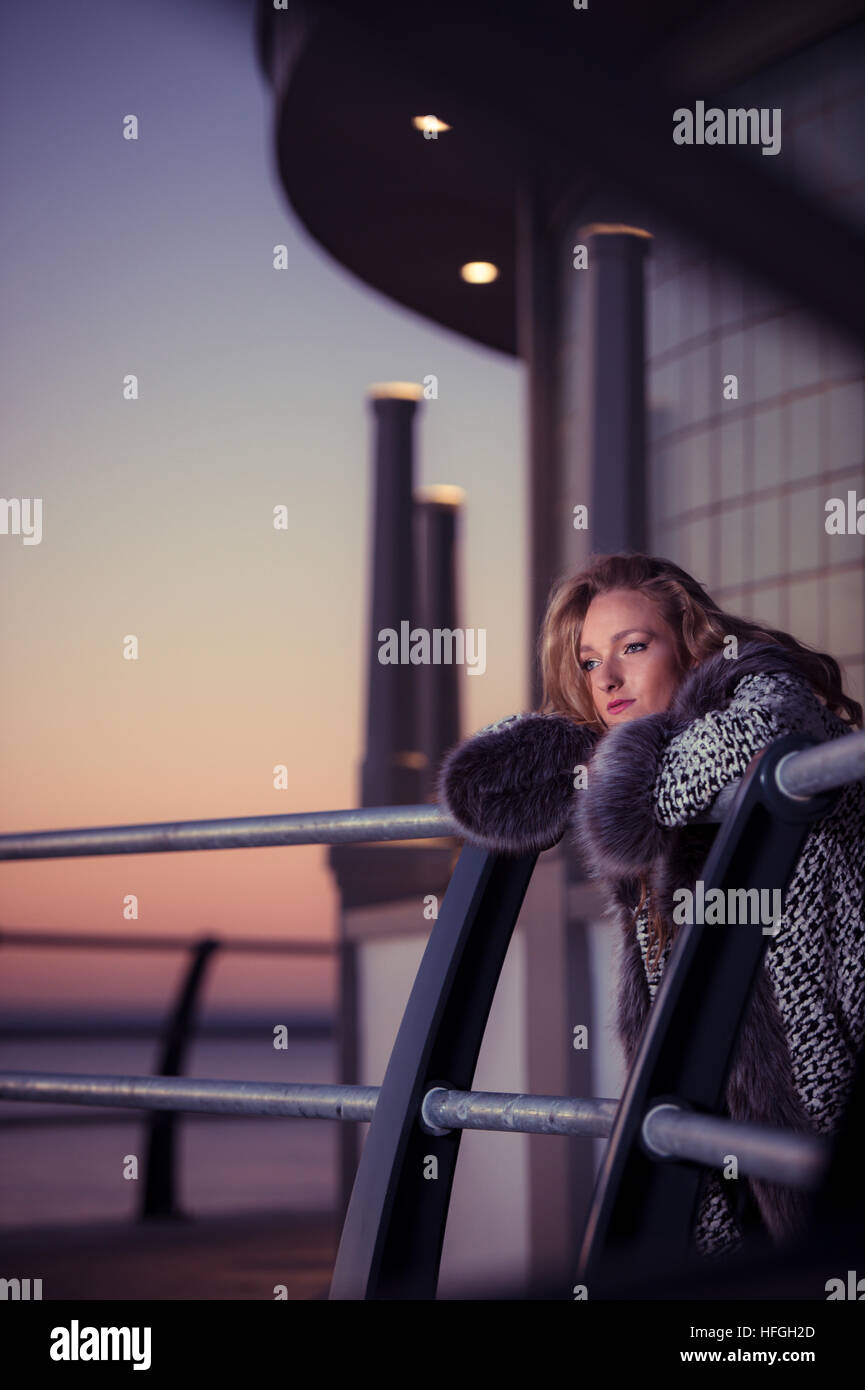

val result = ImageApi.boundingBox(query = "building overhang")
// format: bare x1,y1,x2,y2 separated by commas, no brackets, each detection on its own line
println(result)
257,0,865,356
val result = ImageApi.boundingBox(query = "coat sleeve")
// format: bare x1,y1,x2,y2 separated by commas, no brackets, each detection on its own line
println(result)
811,781,865,1083
574,671,830,877
436,711,600,855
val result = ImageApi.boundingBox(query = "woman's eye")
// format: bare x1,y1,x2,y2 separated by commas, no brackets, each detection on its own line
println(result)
581,641,646,671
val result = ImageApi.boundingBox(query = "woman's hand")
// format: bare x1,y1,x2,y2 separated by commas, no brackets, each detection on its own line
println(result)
436,712,599,855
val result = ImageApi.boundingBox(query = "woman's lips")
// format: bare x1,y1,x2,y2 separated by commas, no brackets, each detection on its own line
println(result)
607,698,636,713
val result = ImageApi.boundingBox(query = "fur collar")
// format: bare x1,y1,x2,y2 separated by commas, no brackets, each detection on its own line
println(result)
571,639,811,880
665,638,808,726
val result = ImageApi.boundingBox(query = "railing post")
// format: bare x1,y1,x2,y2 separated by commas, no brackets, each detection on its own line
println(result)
328,843,539,1299
578,732,841,1291
337,936,360,1225
141,937,219,1220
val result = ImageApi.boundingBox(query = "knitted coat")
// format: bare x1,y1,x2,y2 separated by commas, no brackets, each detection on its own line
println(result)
437,639,865,1258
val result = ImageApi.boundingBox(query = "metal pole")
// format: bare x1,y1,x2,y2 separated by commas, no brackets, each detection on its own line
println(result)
420,1088,616,1138
337,936,361,1226
1,733,862,861
774,729,865,799
141,938,219,1221
0,805,460,860
0,1073,381,1119
0,1072,825,1184
0,929,334,954
641,1103,826,1190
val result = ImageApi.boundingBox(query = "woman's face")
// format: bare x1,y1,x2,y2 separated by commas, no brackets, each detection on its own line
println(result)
578,588,686,728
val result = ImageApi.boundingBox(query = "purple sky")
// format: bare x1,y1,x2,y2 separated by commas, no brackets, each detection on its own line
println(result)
0,0,527,1017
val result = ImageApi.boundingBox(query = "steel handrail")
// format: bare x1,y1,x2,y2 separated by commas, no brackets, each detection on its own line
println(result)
1,729,862,860
0,805,461,859
0,1073,827,1189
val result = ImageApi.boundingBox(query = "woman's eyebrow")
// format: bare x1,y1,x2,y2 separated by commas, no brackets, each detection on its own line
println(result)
579,628,653,655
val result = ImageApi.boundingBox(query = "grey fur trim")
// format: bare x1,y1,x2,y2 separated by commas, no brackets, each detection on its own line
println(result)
573,711,677,875
436,712,599,855
572,639,814,879
667,639,809,723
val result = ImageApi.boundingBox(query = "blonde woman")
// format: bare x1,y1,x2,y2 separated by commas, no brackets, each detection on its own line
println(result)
437,552,865,1259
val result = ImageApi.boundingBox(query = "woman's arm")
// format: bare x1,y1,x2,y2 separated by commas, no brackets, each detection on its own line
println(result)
436,712,599,854
574,670,831,877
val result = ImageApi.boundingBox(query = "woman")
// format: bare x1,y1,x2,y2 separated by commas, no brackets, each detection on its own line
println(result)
437,552,865,1259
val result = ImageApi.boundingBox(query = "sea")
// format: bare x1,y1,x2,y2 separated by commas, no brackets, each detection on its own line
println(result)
0,1029,339,1229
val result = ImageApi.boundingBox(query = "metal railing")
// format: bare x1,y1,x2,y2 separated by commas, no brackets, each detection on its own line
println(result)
0,1074,828,1189
2,728,860,863
0,927,335,1218
0,805,459,860
1,726,864,1297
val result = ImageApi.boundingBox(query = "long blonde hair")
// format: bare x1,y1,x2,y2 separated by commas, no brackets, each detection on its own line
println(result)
537,552,862,965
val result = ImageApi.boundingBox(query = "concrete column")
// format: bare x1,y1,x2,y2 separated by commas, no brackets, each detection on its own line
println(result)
517,195,653,1283
516,179,562,713
360,384,426,808
579,223,652,552
414,485,465,800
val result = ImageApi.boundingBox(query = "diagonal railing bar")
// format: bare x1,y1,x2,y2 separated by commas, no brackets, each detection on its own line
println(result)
328,843,540,1300
142,937,219,1220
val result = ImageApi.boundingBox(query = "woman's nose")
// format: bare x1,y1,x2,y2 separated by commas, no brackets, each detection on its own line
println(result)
596,669,620,692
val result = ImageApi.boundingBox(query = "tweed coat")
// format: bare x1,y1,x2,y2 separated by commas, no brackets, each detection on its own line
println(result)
437,639,865,1258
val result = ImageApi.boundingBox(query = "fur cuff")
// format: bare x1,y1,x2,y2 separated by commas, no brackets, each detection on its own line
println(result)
436,714,598,855
572,710,677,876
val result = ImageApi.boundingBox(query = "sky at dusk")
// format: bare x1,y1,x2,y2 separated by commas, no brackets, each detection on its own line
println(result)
0,0,527,1017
